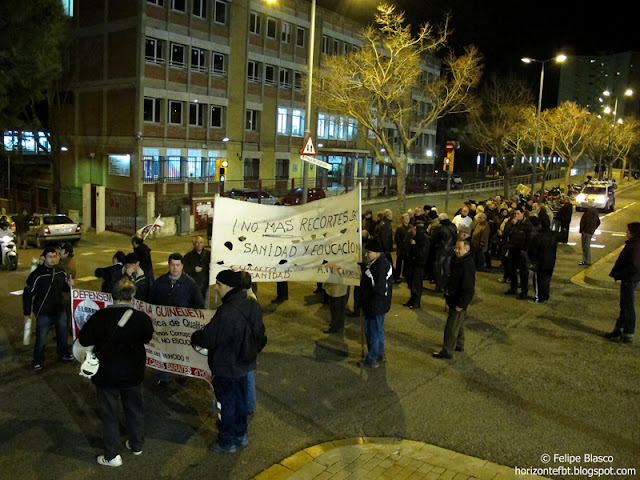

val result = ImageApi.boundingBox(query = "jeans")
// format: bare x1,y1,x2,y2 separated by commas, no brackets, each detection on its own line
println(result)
364,314,385,364
509,249,529,294
533,270,552,302
33,311,69,365
443,307,467,353
581,233,593,264
615,281,638,335
213,375,248,448
96,384,145,461
246,370,256,414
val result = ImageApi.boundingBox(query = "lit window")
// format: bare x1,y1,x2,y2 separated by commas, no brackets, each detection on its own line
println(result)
277,108,289,135
291,109,304,136
317,113,327,138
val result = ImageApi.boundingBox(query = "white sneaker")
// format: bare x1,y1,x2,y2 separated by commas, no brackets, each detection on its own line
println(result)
97,454,122,467
126,440,143,456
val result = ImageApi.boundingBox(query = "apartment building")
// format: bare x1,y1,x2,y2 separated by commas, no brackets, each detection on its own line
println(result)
56,0,439,208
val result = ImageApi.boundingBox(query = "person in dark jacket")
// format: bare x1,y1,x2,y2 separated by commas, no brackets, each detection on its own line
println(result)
14,208,30,249
556,198,573,243
131,234,154,282
95,251,126,294
393,213,412,282
150,253,205,309
114,253,150,302
528,217,558,304
430,213,458,293
356,237,393,368
150,253,204,386
579,200,600,266
404,224,430,309
433,240,476,359
504,208,534,299
184,236,211,302
191,270,266,454
606,222,640,343
23,247,75,370
378,209,394,268
78,279,154,467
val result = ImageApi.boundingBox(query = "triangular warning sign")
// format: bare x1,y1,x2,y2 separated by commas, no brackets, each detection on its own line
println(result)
300,134,317,156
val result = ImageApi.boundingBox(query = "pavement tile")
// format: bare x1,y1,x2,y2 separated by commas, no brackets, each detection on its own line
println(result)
253,464,295,480
280,451,315,471
328,469,350,480
286,462,328,480
436,468,457,480
448,453,489,476
363,465,387,480
304,442,337,459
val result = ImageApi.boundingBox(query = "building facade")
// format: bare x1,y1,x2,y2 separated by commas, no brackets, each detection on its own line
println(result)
57,0,439,211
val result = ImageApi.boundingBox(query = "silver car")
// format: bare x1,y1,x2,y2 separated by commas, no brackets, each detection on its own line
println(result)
28,214,82,248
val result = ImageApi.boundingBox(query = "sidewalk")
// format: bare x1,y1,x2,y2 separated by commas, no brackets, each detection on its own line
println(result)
253,438,546,480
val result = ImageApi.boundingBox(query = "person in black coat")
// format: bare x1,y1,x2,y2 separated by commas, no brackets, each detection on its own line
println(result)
78,279,154,467
556,198,573,243
404,224,430,309
183,236,211,302
433,240,475,359
191,270,266,454
606,222,640,343
528,217,558,304
131,234,154,283
430,214,458,293
150,253,205,309
95,251,126,294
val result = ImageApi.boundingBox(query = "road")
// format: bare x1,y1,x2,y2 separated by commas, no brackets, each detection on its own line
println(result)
0,183,638,480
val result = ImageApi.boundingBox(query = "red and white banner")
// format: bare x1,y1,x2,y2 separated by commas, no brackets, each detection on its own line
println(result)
71,288,214,381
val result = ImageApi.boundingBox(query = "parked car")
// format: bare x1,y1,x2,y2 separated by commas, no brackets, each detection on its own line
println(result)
0,215,16,232
226,188,281,205
27,214,82,248
575,183,615,212
281,187,326,205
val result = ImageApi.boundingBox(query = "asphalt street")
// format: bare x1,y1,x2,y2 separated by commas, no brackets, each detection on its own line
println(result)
0,182,638,480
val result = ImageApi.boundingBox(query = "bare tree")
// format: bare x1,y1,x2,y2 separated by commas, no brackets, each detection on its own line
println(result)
609,118,640,182
468,77,532,198
314,4,482,213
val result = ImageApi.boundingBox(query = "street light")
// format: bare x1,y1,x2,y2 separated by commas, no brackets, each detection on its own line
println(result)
521,54,567,197
601,88,633,180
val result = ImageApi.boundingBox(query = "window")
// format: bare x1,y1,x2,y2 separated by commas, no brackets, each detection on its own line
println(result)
169,101,183,124
144,97,162,123
275,158,289,179
170,43,186,68
296,27,305,47
189,102,204,126
191,47,206,72
281,22,291,43
247,60,260,82
213,0,226,24
277,108,289,135
145,37,164,64
347,118,357,140
265,64,276,85
211,52,225,75
193,0,206,18
322,36,329,54
291,109,304,136
147,0,164,5
244,158,260,181
246,109,259,131
172,0,186,12
279,68,290,88
317,113,327,138
294,71,302,90
210,105,224,127
266,17,277,39
333,39,341,55
249,11,261,34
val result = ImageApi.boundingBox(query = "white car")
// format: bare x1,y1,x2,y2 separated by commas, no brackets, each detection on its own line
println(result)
27,214,82,248
575,183,615,212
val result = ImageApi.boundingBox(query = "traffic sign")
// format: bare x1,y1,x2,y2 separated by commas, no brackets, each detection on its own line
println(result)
301,154,331,170
300,134,317,156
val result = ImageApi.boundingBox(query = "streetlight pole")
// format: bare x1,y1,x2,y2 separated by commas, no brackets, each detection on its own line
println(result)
521,54,566,199
301,0,316,205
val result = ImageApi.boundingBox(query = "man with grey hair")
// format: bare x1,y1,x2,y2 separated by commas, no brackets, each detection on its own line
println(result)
430,213,458,293
579,200,600,266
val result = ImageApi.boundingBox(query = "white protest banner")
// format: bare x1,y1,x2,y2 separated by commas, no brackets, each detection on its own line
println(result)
71,288,214,381
210,187,362,285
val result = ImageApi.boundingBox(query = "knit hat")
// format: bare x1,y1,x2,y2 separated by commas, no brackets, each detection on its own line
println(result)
216,269,243,287
364,237,384,253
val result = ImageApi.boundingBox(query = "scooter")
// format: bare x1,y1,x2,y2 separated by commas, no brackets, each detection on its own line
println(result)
1,230,18,270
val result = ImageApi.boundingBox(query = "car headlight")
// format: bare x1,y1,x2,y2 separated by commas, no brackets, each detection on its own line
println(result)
595,195,606,203
576,194,586,202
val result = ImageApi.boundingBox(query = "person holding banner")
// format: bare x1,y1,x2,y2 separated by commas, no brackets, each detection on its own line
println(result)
191,269,266,454
131,234,154,283
78,279,154,467
356,237,393,369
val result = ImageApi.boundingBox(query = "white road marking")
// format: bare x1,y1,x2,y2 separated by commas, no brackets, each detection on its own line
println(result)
10,290,23,296
77,276,98,282
80,252,96,256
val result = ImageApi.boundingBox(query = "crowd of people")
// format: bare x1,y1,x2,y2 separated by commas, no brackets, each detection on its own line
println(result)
19,184,639,466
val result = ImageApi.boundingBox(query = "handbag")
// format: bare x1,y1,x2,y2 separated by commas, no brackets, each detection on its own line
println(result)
77,308,134,379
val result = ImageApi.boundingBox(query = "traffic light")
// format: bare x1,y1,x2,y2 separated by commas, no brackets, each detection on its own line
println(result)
443,152,454,172
215,159,228,182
